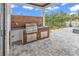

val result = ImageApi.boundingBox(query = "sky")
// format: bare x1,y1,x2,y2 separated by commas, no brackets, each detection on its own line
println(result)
11,3,79,16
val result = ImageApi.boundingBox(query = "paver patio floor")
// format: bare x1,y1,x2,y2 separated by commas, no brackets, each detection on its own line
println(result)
10,27,79,56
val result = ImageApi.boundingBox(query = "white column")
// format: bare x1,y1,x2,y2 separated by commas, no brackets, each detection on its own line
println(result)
0,3,3,56
5,3,11,56
41,8,45,26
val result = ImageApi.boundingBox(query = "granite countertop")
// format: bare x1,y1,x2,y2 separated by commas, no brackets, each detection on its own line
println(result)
11,28,25,30
38,26,49,28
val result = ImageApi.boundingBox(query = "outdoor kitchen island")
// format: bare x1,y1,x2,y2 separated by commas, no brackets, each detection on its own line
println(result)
10,26,49,45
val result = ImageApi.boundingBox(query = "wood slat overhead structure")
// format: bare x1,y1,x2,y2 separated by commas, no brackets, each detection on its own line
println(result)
27,3,51,7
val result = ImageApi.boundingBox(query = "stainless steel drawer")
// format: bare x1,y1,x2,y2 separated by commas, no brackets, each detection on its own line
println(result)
27,33,37,42
41,31,48,38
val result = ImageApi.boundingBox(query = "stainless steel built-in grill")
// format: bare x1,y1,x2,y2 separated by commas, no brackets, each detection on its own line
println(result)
25,23,37,34
23,23,38,44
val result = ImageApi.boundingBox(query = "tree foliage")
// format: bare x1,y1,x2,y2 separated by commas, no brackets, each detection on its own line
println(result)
45,11,79,29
